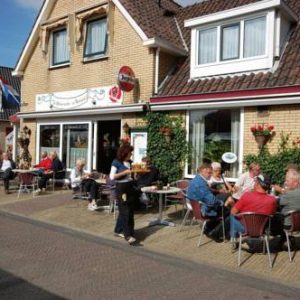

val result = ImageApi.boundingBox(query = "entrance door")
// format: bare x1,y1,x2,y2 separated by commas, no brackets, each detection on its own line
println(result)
97,120,121,174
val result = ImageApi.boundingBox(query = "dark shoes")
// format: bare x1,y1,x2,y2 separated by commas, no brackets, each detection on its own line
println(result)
206,230,223,243
4,189,10,194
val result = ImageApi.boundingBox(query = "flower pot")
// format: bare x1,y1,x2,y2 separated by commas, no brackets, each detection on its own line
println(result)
163,132,172,143
255,134,270,147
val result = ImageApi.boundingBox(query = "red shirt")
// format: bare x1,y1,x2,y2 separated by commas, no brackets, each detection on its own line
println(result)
34,157,52,170
235,191,277,215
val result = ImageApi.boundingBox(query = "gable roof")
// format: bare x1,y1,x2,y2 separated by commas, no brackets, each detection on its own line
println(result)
13,0,187,76
156,0,300,98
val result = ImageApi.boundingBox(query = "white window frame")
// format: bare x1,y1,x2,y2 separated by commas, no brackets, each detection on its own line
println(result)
190,10,275,78
184,108,243,181
36,121,92,171
50,27,70,68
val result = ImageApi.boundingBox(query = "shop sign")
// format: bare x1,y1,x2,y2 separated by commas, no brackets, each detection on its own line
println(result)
36,85,123,111
117,66,136,92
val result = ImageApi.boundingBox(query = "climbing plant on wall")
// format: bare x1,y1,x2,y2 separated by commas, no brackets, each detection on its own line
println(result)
145,112,190,184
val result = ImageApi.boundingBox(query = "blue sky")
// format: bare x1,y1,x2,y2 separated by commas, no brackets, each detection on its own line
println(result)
0,0,202,68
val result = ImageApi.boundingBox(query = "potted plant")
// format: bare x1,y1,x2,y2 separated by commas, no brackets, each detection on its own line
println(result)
160,127,173,142
250,123,275,147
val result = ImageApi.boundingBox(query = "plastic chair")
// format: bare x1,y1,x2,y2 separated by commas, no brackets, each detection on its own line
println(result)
18,173,38,198
165,179,189,212
48,170,69,191
189,200,211,247
179,190,193,231
283,210,300,262
236,212,272,268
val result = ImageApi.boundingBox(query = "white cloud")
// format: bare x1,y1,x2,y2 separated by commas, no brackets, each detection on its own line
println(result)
14,0,43,11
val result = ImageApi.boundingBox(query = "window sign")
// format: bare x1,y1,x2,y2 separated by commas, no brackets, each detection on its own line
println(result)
131,131,147,163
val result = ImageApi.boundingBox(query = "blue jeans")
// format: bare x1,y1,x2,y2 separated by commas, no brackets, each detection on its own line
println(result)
230,215,245,239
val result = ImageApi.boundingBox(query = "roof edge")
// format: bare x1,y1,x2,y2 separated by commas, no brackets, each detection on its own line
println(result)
143,37,187,56
13,0,56,76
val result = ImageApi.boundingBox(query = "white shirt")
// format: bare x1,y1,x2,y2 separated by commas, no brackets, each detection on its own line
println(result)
1,159,12,171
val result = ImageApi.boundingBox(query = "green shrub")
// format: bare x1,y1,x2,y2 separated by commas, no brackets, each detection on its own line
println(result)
244,135,300,185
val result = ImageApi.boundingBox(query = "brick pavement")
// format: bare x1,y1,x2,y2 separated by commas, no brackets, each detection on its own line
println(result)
0,189,299,288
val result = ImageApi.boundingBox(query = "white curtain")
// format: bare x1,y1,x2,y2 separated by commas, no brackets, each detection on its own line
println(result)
230,111,240,177
222,25,239,60
53,29,69,64
198,28,217,64
244,16,266,58
85,18,107,56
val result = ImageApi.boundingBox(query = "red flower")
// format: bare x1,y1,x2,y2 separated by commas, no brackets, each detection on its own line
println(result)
250,123,275,137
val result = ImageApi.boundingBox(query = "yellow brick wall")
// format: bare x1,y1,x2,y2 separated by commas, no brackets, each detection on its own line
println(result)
244,104,300,155
21,0,155,114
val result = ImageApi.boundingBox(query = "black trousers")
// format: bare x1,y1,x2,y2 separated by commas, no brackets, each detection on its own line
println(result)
0,168,14,190
82,179,100,201
115,181,138,239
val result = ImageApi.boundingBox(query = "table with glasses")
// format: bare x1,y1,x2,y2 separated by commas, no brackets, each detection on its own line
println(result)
141,186,181,227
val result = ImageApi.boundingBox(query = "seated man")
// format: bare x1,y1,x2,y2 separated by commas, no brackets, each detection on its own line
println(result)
36,151,65,194
187,163,230,241
279,169,300,229
0,152,16,194
33,151,52,175
230,174,277,249
225,162,261,207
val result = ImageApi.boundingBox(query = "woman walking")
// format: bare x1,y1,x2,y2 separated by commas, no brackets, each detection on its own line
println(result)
109,144,138,244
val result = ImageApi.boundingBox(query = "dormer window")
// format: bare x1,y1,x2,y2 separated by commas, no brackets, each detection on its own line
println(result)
197,15,266,67
185,0,297,78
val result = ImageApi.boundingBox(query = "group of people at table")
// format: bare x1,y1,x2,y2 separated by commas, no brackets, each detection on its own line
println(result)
2,144,300,250
0,150,65,195
187,161,300,251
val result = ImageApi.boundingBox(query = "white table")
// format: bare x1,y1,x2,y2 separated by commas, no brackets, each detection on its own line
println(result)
141,186,181,227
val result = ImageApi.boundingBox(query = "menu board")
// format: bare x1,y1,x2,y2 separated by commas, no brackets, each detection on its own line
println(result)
131,131,147,163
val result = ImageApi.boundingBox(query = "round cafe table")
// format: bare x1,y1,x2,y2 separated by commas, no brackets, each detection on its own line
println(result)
141,186,181,227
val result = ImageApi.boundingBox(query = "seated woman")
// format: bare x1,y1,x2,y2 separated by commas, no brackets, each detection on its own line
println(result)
208,162,232,195
70,160,102,211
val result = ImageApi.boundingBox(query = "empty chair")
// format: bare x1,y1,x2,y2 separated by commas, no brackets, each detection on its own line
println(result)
18,173,38,198
236,212,273,268
165,179,189,212
283,210,300,262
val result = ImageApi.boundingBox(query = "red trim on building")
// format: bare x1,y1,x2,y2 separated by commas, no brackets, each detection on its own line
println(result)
150,85,300,104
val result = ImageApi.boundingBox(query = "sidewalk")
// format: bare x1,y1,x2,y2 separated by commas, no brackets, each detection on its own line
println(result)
0,189,299,287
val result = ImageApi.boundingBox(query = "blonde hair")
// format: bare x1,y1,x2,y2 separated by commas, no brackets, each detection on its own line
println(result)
211,162,221,170
76,159,86,167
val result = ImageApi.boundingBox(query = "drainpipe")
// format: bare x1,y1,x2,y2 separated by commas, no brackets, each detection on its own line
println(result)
154,47,160,95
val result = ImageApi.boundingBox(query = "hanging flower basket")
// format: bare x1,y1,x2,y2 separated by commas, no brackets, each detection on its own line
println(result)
160,127,173,142
255,134,270,147
250,123,275,148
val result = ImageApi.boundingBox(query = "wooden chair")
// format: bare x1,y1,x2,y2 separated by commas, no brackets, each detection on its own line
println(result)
18,173,38,198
